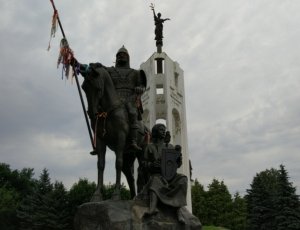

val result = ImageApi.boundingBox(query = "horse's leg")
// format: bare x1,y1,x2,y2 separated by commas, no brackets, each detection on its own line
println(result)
112,147,122,200
112,135,126,200
91,138,106,202
122,152,136,199
136,150,146,194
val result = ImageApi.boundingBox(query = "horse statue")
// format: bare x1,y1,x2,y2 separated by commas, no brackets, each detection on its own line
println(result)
81,64,148,201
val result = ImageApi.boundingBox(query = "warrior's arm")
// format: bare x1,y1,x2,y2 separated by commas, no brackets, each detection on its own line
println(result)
78,64,90,78
71,58,103,78
70,57,87,77
134,70,147,94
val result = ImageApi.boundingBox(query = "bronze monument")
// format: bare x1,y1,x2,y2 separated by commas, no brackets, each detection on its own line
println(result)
49,1,201,228
76,46,148,200
150,3,170,52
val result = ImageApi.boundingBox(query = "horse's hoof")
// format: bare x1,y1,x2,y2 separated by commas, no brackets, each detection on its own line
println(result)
90,195,102,202
112,192,121,201
90,190,103,202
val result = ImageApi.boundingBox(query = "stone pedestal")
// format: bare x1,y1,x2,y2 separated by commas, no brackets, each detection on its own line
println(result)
74,200,201,230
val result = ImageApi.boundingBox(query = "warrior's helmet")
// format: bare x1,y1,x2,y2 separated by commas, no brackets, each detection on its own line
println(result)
116,45,130,67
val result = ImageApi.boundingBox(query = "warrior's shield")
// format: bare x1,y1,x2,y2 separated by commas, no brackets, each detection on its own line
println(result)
161,148,181,181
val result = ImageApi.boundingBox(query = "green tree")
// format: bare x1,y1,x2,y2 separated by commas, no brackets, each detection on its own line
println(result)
102,182,131,200
17,169,51,229
246,168,279,230
191,179,206,223
0,163,36,230
49,181,70,230
67,178,96,228
246,165,300,230
275,165,300,230
36,168,53,194
205,179,232,228
230,192,247,230
191,178,247,229
0,186,20,230
68,178,96,208
17,169,70,230
0,163,36,195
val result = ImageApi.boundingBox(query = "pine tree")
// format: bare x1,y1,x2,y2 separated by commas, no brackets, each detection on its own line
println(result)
191,179,206,223
275,165,300,230
33,169,56,229
17,168,70,230
0,186,20,230
246,165,300,230
205,179,233,228
17,169,52,229
246,168,279,230
190,177,249,229
49,182,70,230
37,168,53,194
230,192,247,230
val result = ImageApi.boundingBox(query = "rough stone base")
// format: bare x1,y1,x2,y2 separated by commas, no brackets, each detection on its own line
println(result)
74,200,201,230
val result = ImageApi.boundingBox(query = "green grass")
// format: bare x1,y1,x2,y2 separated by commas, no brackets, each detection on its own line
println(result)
203,226,230,230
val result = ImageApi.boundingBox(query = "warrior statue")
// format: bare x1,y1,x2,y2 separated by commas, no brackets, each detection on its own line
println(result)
106,46,146,151
78,46,146,151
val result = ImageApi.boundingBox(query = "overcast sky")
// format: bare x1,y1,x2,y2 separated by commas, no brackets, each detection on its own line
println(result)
1,0,300,195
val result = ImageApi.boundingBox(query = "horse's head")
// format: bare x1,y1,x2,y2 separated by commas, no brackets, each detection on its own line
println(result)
81,64,104,120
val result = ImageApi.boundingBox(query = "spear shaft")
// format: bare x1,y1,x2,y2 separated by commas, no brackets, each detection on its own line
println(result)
49,0,95,151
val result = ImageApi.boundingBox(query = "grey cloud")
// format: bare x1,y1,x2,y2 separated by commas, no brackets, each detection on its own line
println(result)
1,0,300,195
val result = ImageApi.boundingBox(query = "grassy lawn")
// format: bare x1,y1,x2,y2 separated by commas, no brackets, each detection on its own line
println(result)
203,226,230,230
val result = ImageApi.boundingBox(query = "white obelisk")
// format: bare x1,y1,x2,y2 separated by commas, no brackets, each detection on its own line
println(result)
140,51,192,211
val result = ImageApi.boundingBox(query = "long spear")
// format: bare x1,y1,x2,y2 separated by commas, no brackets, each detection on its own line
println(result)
49,0,95,151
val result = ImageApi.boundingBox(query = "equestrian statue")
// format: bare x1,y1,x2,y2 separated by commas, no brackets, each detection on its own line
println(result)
75,46,148,201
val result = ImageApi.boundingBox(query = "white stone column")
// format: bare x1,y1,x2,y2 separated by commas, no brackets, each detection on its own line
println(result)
140,52,192,212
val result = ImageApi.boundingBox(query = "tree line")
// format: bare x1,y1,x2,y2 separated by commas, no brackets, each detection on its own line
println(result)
0,163,130,230
1,162,300,230
192,164,300,230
